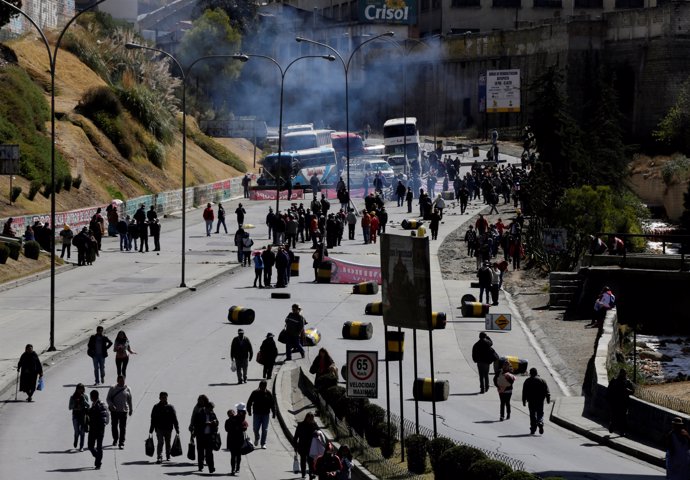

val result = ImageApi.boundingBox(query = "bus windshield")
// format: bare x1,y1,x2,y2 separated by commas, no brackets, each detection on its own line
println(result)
383,124,417,138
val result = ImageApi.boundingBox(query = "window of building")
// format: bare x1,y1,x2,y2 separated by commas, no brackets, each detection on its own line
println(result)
533,0,562,7
421,0,430,11
492,0,521,7
452,0,481,6
615,0,643,7
573,0,603,7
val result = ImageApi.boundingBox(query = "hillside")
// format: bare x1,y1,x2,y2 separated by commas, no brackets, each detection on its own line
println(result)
0,36,261,218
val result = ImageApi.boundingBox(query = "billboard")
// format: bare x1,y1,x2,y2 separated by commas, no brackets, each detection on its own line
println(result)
359,0,417,25
381,234,432,330
486,70,521,113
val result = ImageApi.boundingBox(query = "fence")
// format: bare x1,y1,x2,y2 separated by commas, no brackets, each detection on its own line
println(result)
635,385,690,416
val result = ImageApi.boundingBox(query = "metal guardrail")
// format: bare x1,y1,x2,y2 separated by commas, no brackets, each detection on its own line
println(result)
635,385,690,416
592,232,690,271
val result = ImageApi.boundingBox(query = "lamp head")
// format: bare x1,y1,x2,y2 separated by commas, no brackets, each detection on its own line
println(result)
383,31,395,37
124,42,142,50
233,53,249,62
324,55,336,62
296,36,305,43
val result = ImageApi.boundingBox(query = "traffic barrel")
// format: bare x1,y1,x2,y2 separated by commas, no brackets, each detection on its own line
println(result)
461,294,476,304
317,261,332,283
401,219,423,230
291,255,300,277
365,301,383,315
416,225,427,237
304,328,321,347
494,356,529,375
431,312,447,330
271,292,291,299
227,306,255,325
385,330,405,361
341,364,348,381
461,302,490,318
412,378,450,402
352,281,379,295
342,321,374,340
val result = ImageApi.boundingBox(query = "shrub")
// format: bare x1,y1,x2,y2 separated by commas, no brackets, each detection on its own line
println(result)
436,445,487,480
10,186,21,202
7,241,21,260
187,120,246,172
502,472,540,480
63,174,72,191
344,397,369,436
427,436,455,472
146,141,166,168
467,459,513,480
54,177,63,194
405,434,429,474
364,404,387,446
377,421,397,459
72,174,83,189
321,385,346,406
0,244,9,264
28,180,42,200
118,85,176,145
41,182,52,198
23,240,41,260
78,86,122,118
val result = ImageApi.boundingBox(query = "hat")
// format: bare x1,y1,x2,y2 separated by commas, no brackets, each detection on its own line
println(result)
266,332,274,338
235,402,247,412
238,329,244,335
672,417,685,425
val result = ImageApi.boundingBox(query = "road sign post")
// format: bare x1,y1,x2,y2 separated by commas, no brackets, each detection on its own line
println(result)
346,350,378,398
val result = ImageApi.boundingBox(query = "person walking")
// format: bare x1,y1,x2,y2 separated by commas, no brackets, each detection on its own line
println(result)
113,330,136,378
309,428,329,479
215,202,228,234
106,375,133,449
471,332,497,394
203,203,214,237
309,348,336,389
87,326,113,386
284,304,306,361
230,329,253,384
294,412,318,479
87,389,109,470
429,207,441,240
396,180,406,207
360,210,371,244
234,226,246,265
190,395,219,473
522,367,551,434
242,173,251,198
405,187,413,213
247,380,276,449
17,344,43,402
490,263,501,306
235,203,247,228
59,224,73,259
149,219,161,251
346,208,357,240
226,402,248,475
664,417,690,480
242,231,254,267
477,261,492,304
127,217,139,251
607,368,634,435
134,203,149,253
69,383,90,451
312,245,327,282
149,391,180,463
494,360,516,421
258,332,279,379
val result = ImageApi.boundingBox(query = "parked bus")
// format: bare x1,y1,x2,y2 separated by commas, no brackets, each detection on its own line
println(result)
383,117,421,172
331,132,365,160
282,129,334,152
261,146,339,187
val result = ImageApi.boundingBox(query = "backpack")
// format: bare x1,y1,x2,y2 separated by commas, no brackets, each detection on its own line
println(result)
243,237,254,248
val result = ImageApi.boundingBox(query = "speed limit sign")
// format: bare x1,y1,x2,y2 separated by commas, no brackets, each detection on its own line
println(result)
346,350,378,398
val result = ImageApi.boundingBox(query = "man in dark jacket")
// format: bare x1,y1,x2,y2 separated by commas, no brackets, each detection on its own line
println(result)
246,380,276,449
261,245,276,288
477,262,492,304
87,326,113,385
471,332,497,394
275,245,289,288
88,389,110,469
235,203,246,227
116,216,130,251
522,368,551,434
149,391,180,463
607,368,634,435
284,304,306,361
230,329,253,384
149,219,161,251
134,204,148,252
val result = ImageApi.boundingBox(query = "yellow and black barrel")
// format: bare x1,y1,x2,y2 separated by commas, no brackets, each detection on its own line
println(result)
291,255,300,277
494,356,529,375
412,378,450,402
461,294,477,304
227,306,255,325
341,365,348,381
342,321,374,340
365,301,383,315
317,261,332,283
303,328,321,346
461,302,490,318
352,281,379,295
431,312,447,330
401,219,423,230
385,330,405,361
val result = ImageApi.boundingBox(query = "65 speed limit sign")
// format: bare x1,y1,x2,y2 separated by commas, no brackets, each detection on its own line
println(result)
346,351,378,398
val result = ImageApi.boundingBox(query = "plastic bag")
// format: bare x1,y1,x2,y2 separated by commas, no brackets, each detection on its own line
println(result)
145,435,154,457
231,359,237,372
170,434,182,457
187,438,196,461
36,377,44,391
293,454,299,474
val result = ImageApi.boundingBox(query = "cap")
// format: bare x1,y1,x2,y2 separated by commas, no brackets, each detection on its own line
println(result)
672,417,684,425
238,329,244,335
235,402,246,411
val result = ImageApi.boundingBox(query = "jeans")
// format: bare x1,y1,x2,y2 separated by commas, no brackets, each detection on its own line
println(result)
72,416,86,449
92,355,105,383
88,429,104,468
115,357,129,378
499,392,512,419
235,358,248,383
479,285,490,304
397,194,404,207
253,414,270,446
111,411,128,446
348,224,355,240
60,244,71,259
477,362,491,392
216,218,227,233
285,337,304,361
205,220,213,236
155,428,173,459
527,401,544,432
197,434,215,472
119,233,130,251
362,228,370,244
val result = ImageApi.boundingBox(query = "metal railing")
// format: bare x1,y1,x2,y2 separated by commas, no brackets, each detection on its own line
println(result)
591,232,690,271
635,385,690,416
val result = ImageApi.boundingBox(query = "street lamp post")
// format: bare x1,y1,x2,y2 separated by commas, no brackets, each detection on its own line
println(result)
295,32,394,194
233,53,335,213
124,44,244,288
0,0,109,351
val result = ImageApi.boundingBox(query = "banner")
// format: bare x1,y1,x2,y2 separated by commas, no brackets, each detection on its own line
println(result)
381,234,432,330
486,70,521,113
359,0,417,25
324,256,381,284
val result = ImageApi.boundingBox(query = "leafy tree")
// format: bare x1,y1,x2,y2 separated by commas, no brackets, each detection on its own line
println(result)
654,77,690,155
0,0,21,28
194,0,258,34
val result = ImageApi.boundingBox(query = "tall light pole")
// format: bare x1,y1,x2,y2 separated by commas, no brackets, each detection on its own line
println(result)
295,32,394,194
0,0,109,351
233,53,335,213
125,44,244,288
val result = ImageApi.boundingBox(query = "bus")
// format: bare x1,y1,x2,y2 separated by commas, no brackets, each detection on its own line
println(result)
331,132,365,159
261,146,339,187
383,117,421,172
282,129,334,152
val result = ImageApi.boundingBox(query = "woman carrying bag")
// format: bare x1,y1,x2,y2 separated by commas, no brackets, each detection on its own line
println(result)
294,412,317,479
17,344,43,402
68,383,90,451
189,395,219,474
226,402,249,476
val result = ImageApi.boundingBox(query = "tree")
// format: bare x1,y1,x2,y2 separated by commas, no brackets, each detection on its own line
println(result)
194,0,258,34
0,0,21,28
654,77,690,155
